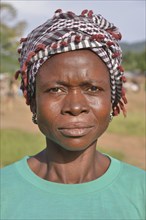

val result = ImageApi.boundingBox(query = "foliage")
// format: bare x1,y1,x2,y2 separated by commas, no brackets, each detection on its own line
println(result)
0,3,17,22
0,52,19,73
123,50,146,72
0,2,27,73
120,41,145,53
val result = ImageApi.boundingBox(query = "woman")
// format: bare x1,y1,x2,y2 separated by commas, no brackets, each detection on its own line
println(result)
1,9,145,220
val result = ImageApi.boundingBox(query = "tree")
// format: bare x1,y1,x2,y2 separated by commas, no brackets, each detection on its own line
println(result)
0,2,27,73
123,51,146,73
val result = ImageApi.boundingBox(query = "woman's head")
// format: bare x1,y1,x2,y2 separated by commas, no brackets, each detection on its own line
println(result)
34,49,111,151
15,9,127,118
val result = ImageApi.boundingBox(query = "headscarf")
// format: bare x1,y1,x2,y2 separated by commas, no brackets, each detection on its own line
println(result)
15,9,127,116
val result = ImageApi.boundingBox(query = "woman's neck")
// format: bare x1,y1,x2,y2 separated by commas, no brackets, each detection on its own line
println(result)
27,140,110,184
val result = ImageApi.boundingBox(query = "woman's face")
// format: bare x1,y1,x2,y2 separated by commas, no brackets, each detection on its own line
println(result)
35,50,111,151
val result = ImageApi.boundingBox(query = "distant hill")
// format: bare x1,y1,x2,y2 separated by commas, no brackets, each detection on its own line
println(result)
120,41,146,53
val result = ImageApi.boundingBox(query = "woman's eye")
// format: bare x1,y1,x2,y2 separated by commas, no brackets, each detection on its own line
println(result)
88,86,99,92
48,88,62,93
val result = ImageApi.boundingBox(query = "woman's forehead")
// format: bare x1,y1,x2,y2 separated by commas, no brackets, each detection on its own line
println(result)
37,50,109,84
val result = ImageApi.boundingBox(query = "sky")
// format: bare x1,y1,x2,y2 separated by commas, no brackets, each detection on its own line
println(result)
2,0,146,43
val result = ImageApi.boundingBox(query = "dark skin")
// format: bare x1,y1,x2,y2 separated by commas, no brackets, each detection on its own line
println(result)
28,50,112,184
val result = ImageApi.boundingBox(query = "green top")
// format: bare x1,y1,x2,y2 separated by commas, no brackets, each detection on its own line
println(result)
1,156,145,219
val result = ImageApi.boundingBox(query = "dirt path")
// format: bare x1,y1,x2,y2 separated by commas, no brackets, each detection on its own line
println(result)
1,95,145,169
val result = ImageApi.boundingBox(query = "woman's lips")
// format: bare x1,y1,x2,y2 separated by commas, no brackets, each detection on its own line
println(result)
58,126,94,137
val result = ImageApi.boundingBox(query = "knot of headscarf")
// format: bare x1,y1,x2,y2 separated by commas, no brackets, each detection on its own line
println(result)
15,9,127,116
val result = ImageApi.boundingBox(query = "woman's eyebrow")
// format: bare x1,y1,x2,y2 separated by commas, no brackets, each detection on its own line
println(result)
54,80,108,86
40,79,108,88
79,80,107,86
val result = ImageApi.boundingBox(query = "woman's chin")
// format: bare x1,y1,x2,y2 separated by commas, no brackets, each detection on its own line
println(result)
55,137,98,152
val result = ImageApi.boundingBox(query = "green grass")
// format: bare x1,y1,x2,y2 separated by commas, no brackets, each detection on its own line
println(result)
0,129,45,167
107,112,145,136
0,129,124,167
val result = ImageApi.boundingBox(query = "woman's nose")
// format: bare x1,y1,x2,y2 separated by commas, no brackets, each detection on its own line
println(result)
61,90,90,116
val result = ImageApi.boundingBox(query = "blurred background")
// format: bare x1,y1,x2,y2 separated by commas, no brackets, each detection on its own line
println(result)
0,0,145,170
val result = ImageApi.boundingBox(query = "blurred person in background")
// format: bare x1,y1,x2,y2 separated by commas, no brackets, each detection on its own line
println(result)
1,9,145,220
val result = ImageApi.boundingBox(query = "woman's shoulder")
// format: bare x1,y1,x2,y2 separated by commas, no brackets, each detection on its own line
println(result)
0,157,28,186
120,160,145,176
1,161,17,176
114,158,145,186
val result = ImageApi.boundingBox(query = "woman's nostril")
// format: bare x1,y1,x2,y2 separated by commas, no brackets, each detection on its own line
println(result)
61,93,90,116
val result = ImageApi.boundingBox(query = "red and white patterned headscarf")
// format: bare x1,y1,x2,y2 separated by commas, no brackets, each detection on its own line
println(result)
15,9,127,116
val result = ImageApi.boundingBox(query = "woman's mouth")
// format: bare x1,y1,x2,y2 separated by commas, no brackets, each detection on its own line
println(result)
58,126,94,137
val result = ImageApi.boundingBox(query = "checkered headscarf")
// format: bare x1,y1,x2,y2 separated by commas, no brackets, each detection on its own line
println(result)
15,9,127,116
